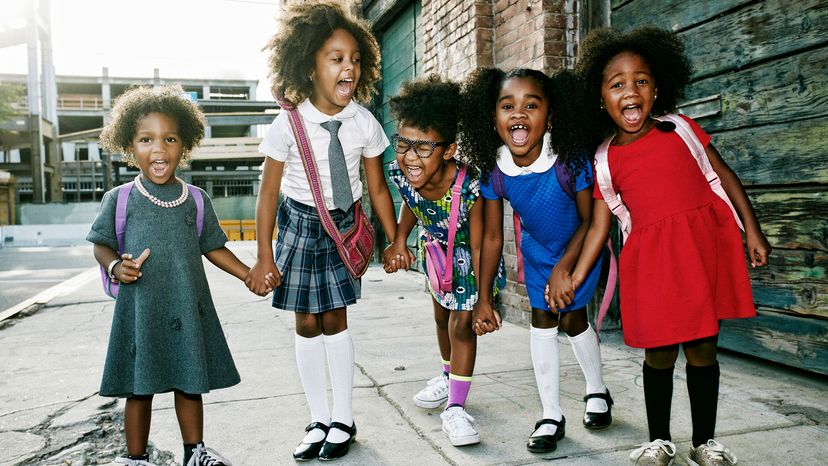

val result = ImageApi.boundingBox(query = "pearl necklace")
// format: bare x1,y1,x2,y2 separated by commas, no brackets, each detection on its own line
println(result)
134,175,189,208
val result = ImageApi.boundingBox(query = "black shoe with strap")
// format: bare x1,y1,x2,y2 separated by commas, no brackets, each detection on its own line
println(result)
318,421,357,461
583,390,614,430
526,416,566,453
293,422,330,461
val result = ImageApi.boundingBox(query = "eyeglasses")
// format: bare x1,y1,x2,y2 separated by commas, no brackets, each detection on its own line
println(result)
391,134,449,159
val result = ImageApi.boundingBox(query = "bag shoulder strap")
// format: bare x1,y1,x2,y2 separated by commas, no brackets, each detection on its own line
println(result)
594,135,632,242
114,181,134,254
656,114,744,230
444,164,467,277
489,165,506,200
282,103,345,247
553,158,576,201
186,184,205,237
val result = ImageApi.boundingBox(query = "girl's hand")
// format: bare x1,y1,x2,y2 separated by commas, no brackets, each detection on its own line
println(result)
746,231,772,268
246,259,281,296
545,265,575,311
472,301,501,335
382,242,413,273
114,248,151,283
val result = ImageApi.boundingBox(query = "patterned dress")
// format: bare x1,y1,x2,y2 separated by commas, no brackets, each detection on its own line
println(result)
388,161,506,310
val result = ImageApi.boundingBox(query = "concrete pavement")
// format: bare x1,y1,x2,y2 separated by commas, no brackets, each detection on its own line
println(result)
1,241,826,465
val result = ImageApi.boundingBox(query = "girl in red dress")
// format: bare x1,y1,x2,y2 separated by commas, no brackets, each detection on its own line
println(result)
568,27,772,466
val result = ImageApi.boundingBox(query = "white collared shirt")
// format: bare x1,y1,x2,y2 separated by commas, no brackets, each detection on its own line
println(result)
495,133,558,176
258,99,389,209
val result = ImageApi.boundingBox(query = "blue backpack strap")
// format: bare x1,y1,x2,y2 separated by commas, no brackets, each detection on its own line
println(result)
186,185,205,238
553,158,576,201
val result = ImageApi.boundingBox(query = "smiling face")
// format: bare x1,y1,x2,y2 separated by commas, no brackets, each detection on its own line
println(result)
495,76,550,167
395,124,456,192
601,51,658,144
130,112,183,185
309,28,361,116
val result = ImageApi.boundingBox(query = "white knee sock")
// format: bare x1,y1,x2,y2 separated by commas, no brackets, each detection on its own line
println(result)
295,334,330,443
568,324,609,413
531,325,562,436
324,329,355,443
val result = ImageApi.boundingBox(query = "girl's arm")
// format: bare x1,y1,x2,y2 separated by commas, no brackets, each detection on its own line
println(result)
94,243,150,283
472,197,504,335
547,188,594,310
383,202,417,272
706,143,771,267
468,197,484,297
571,199,612,289
205,247,251,281
363,155,398,242
246,157,284,295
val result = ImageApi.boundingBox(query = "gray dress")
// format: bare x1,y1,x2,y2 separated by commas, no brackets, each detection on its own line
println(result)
87,180,240,397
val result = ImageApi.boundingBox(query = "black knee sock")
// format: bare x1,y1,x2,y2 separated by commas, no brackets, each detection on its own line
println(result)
687,362,720,447
183,442,201,465
643,361,674,442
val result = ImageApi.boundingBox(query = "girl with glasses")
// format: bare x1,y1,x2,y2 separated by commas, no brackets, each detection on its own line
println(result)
383,75,506,447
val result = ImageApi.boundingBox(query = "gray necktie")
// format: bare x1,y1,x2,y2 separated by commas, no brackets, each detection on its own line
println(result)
319,120,353,211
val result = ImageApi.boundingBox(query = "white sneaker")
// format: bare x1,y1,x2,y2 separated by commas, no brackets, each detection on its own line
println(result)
687,439,738,466
629,439,677,466
113,458,158,466
413,374,448,408
186,443,233,466
440,406,480,447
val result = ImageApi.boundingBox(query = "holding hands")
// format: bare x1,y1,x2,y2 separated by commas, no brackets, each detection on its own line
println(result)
472,300,501,336
382,241,415,273
544,264,576,311
245,259,281,297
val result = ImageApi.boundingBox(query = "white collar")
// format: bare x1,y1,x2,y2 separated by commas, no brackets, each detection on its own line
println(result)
496,132,558,176
298,98,359,124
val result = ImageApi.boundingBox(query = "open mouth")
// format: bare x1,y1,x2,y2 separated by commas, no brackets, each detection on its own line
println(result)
150,160,169,178
622,104,643,125
509,124,530,146
405,164,423,183
336,78,354,99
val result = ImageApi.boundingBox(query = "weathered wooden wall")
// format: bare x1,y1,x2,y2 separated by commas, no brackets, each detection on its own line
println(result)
611,0,828,374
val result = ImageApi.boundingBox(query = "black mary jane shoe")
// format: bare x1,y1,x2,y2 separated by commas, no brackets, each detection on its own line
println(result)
583,390,614,430
318,421,357,461
526,416,566,453
293,422,330,461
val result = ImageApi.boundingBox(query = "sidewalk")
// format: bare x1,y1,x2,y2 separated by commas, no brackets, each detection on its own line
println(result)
1,242,826,465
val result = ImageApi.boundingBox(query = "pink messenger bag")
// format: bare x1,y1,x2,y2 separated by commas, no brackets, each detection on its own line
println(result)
279,98,375,279
423,164,467,296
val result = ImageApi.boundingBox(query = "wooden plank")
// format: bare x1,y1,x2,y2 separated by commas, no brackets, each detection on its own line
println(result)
749,188,828,252
687,46,828,132
681,0,828,79
612,0,749,31
719,309,828,376
711,116,828,186
750,249,828,319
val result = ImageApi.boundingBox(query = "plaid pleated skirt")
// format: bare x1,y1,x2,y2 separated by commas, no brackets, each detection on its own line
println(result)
272,197,361,313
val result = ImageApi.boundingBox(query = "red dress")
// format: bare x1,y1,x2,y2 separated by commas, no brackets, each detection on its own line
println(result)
594,116,755,348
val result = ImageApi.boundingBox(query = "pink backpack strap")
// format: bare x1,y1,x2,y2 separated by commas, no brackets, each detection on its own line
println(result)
656,114,744,231
512,212,523,283
444,164,467,284
594,136,632,243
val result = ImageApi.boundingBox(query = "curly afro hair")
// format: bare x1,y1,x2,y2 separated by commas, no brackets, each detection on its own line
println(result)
576,26,692,138
389,74,461,143
459,68,598,181
99,84,205,168
265,1,381,105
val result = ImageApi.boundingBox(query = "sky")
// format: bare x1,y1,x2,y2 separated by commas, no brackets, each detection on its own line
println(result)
0,0,280,101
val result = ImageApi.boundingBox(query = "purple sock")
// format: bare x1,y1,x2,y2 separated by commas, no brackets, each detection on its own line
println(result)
442,360,450,377
446,374,472,408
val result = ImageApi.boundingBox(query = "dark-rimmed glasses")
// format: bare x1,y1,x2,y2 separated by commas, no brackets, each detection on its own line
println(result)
391,134,449,158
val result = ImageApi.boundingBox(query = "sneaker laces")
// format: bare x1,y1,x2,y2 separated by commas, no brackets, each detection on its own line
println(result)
630,439,676,461
419,378,448,398
186,444,233,466
443,407,476,433
113,458,157,466
427,374,445,386
700,439,738,464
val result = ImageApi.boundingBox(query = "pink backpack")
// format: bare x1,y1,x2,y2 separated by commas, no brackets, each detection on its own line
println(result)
593,113,744,244
424,164,467,296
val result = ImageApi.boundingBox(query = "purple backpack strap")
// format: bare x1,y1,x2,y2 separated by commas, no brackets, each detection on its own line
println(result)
187,185,205,237
489,165,506,199
553,158,576,200
114,181,134,253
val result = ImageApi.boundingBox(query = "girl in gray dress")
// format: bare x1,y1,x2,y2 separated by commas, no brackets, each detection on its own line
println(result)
89,85,273,466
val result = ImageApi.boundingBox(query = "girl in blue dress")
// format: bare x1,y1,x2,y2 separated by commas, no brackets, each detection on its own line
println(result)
460,68,611,453
383,75,506,447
